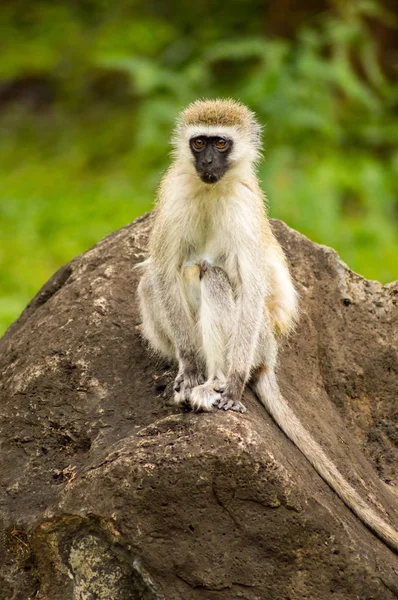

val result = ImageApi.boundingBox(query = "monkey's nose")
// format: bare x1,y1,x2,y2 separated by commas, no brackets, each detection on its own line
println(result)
202,156,213,165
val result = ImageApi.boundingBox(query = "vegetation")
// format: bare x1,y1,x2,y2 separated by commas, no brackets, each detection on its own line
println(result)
0,0,397,334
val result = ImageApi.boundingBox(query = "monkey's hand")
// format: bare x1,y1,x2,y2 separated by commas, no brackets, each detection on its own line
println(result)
216,394,246,413
215,376,247,413
173,364,205,406
188,375,227,412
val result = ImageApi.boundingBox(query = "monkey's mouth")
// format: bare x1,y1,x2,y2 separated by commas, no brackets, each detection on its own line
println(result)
199,171,222,184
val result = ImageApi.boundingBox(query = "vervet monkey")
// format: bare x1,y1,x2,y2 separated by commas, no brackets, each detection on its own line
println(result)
137,99,398,552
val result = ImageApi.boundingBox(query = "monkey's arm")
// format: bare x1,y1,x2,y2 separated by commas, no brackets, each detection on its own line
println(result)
219,248,267,409
145,200,204,397
149,208,202,372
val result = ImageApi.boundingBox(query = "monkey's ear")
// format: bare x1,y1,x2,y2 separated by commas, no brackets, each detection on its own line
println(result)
252,122,263,148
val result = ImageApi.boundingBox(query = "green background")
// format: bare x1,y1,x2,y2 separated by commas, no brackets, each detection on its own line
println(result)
1,0,397,335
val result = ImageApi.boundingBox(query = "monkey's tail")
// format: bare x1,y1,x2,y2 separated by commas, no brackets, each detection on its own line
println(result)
254,373,398,554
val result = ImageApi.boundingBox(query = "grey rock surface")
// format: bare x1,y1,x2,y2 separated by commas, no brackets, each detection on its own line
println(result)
1,214,397,599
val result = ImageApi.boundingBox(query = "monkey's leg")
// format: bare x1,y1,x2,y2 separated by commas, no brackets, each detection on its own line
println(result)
249,316,280,403
138,269,205,403
172,264,206,405
189,261,245,412
137,271,175,358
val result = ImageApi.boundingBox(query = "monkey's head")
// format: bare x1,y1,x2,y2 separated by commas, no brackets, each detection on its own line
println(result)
173,99,262,184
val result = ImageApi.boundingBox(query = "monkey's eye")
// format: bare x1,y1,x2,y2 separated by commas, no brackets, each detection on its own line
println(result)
193,138,206,151
214,138,228,151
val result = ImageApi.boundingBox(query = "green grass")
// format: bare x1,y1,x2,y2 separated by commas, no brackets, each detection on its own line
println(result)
1,1,397,335
0,116,156,335
1,117,397,337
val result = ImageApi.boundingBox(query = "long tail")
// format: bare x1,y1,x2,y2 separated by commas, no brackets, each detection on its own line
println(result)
254,373,398,553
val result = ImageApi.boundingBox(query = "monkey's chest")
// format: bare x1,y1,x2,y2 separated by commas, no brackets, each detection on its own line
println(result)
183,244,223,275
184,233,227,268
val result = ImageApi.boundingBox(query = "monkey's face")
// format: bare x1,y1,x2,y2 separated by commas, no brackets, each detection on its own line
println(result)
189,135,233,184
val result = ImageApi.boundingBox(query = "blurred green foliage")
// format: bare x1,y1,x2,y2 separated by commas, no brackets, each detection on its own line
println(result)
0,0,397,334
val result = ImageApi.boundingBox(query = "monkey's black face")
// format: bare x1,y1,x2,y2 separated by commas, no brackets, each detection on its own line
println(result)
190,136,233,184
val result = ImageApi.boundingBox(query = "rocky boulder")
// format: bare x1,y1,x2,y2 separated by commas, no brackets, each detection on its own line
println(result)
1,214,397,599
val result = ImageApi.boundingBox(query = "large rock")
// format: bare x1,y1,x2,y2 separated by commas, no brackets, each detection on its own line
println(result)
0,214,397,600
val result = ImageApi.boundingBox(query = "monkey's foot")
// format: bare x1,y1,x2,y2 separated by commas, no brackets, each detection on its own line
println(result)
173,369,205,406
189,383,221,412
216,395,247,413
